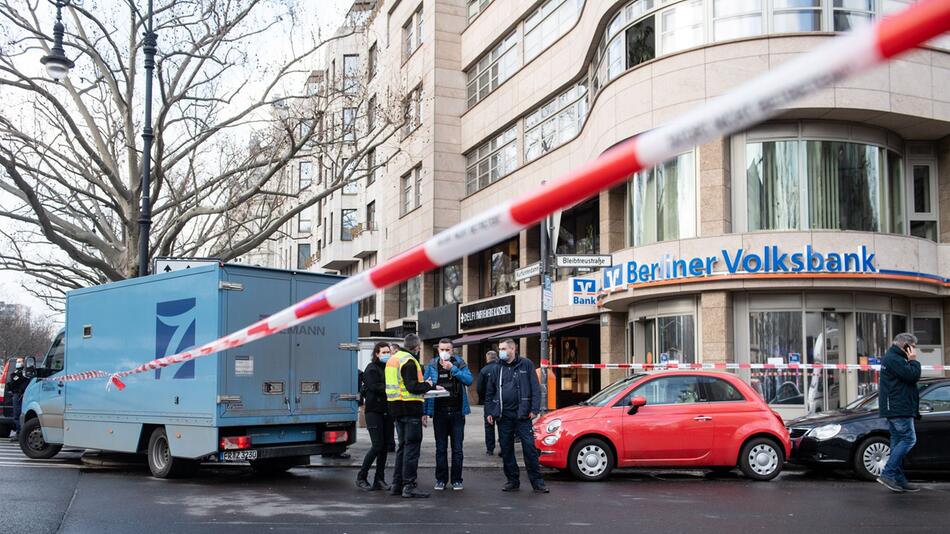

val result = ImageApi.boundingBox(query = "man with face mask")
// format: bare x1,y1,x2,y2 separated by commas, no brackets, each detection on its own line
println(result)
423,338,473,491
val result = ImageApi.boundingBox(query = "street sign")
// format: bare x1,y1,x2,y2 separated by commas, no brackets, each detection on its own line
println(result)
542,275,553,312
153,257,220,274
555,254,612,268
515,262,541,282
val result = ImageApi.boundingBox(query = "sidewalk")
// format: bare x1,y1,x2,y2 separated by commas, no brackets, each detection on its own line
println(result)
309,406,527,469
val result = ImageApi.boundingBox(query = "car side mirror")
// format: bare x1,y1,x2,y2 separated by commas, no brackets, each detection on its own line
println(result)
919,401,933,414
627,395,647,415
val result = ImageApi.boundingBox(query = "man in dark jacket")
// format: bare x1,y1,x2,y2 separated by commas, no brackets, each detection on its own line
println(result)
386,334,435,498
423,339,473,491
484,339,548,494
877,333,922,493
477,350,499,455
8,360,29,441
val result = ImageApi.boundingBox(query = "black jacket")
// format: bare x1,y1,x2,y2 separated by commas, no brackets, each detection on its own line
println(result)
361,360,388,414
477,360,497,405
879,344,921,418
484,355,540,420
387,351,433,418
8,368,29,396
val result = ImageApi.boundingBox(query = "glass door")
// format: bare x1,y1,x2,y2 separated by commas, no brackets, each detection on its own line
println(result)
805,312,842,414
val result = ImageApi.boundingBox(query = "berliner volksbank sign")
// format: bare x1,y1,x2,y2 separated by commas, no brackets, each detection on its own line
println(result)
601,245,877,291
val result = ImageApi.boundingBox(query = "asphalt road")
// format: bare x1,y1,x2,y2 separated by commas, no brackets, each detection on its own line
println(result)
2,440,949,534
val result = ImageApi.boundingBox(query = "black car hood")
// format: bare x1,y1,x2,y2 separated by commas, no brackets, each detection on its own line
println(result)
787,409,880,428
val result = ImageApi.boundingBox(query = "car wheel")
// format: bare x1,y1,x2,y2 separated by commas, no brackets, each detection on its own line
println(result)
0,423,12,439
738,438,784,481
568,437,614,482
853,436,890,481
249,456,303,475
147,427,197,479
18,418,62,459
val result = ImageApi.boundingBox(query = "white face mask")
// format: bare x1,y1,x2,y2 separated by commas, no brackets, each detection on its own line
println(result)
439,350,452,361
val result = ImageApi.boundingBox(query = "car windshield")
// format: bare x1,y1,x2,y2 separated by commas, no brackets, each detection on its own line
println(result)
843,382,937,411
580,374,645,407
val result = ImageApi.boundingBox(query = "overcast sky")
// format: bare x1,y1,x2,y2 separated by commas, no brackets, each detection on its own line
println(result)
0,0,354,321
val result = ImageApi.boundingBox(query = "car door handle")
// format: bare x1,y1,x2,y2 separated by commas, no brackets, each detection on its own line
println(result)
693,416,712,421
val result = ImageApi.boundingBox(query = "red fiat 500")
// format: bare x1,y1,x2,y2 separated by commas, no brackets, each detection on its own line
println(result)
534,371,791,482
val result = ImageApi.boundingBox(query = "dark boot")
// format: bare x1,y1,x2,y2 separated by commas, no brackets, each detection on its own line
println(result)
401,484,430,498
502,482,520,492
389,484,404,496
356,477,372,491
372,478,391,491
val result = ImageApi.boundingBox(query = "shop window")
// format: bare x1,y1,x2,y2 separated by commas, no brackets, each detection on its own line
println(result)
434,261,463,305
639,314,696,365
749,311,803,406
629,151,696,246
399,276,422,317
466,126,518,195
479,237,519,297
913,317,942,346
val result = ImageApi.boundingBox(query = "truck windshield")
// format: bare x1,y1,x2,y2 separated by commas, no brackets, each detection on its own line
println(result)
44,334,65,372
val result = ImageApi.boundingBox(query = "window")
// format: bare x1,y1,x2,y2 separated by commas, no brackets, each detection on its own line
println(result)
341,209,358,241
414,165,423,207
329,212,334,243
297,243,312,270
399,275,422,317
468,0,493,23
479,237,519,297
629,151,696,246
555,198,599,278
434,261,463,305
400,166,421,215
298,160,313,190
359,295,378,322
524,82,588,162
403,5,423,60
366,148,377,185
342,107,356,142
633,376,703,404
523,0,582,62
833,0,874,31
749,311,803,405
367,94,377,132
367,43,378,81
773,0,822,32
700,377,746,402
466,126,517,195
746,141,800,231
913,317,942,346
44,334,65,371
401,172,413,215
403,85,423,136
659,0,703,54
921,386,950,414
713,0,762,41
909,163,938,241
297,209,311,233
342,54,359,94
366,201,376,230
466,30,520,108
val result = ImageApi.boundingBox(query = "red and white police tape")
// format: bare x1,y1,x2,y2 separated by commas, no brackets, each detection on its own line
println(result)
51,0,950,390
539,362,945,372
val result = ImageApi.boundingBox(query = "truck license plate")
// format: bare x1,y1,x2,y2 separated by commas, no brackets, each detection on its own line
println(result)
221,450,258,461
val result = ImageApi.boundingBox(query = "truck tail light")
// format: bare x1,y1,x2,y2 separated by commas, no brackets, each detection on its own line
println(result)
323,430,348,444
0,360,9,402
220,436,252,450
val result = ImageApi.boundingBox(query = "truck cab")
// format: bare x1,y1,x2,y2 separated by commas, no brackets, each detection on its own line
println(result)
18,329,66,459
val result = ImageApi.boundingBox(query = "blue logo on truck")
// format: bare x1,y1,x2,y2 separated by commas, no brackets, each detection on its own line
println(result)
155,298,197,379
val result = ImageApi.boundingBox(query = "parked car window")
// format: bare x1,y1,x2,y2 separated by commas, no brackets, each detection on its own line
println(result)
700,377,745,402
921,386,950,413
587,374,644,407
632,376,702,405
44,334,65,372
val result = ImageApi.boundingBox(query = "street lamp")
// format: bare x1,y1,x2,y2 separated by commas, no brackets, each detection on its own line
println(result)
40,1,75,81
42,0,157,277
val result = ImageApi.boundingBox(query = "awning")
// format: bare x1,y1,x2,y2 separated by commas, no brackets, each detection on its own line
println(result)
485,317,597,340
453,327,518,346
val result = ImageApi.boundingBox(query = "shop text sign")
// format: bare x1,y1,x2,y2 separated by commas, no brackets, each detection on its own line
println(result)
459,295,516,330
601,245,877,292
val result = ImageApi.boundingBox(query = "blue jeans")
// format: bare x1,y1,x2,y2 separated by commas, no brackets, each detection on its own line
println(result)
497,416,544,487
882,417,917,485
433,409,465,484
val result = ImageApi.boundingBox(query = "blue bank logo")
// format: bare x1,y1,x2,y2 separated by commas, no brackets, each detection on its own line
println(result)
155,298,197,379
570,278,598,305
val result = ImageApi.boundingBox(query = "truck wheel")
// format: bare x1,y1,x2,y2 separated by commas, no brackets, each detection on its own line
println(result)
0,424,11,439
568,437,614,482
738,437,784,481
853,436,890,481
147,427,198,479
19,418,62,459
250,456,305,475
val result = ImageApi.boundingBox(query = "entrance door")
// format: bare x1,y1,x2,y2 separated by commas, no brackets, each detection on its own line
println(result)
805,312,842,414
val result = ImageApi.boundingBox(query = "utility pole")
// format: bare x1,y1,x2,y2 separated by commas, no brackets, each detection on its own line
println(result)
539,214,552,413
137,0,157,277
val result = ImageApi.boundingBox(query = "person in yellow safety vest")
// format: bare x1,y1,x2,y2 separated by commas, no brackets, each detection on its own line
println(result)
385,333,435,498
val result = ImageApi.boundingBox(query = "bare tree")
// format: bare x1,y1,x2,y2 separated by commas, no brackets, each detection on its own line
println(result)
0,0,406,310
0,308,55,360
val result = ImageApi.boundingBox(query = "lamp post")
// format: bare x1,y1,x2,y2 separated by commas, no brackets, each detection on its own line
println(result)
42,0,157,277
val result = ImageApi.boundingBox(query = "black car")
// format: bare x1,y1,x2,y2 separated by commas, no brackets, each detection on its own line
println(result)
787,378,950,480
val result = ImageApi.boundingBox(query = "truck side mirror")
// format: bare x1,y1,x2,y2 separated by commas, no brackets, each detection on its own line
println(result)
23,356,37,379
628,395,647,415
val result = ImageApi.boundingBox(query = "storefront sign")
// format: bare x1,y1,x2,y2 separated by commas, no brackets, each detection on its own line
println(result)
418,303,459,340
459,296,516,330
602,245,877,292
556,254,612,268
515,262,541,282
569,278,598,305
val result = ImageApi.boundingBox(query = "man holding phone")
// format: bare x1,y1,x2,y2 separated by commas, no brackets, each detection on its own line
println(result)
877,333,922,493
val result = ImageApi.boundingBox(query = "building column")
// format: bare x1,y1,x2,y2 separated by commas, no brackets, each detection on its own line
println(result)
701,291,734,364
938,136,950,244
599,185,626,253
463,253,479,302
699,138,732,236
600,311,627,385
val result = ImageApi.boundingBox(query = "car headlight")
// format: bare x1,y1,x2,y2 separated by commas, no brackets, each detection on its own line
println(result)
545,418,562,434
542,435,559,446
808,424,841,441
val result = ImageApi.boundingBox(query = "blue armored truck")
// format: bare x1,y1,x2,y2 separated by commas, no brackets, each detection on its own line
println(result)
18,263,358,478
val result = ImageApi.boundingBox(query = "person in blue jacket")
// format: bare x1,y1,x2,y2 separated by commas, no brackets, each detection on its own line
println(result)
877,332,922,493
423,338,473,491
